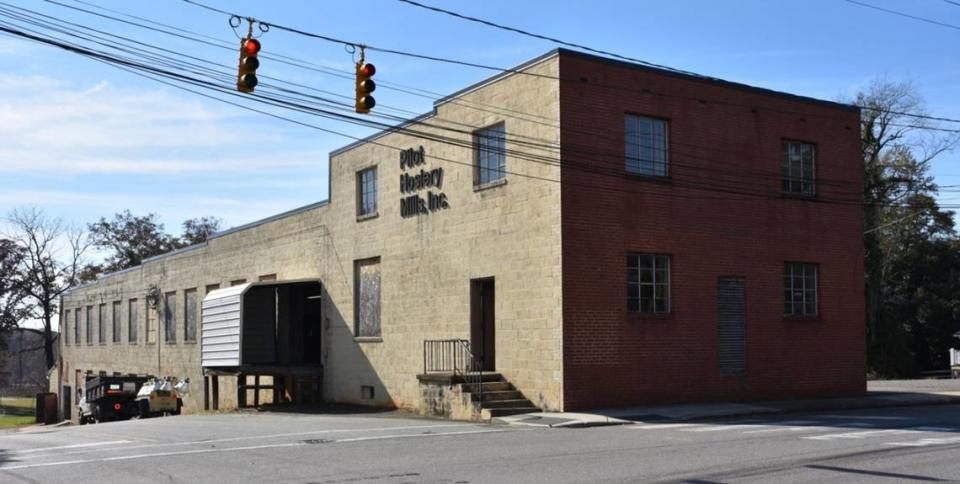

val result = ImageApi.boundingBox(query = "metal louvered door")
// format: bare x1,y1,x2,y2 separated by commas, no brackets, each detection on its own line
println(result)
718,277,747,376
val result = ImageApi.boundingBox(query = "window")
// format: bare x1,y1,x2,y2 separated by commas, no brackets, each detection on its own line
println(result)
354,257,382,338
86,306,93,345
112,301,121,343
627,254,671,313
128,299,139,344
782,140,815,195
206,283,221,294
475,123,506,185
164,291,177,344
184,289,198,343
230,279,246,287
357,167,378,217
74,309,80,346
625,114,669,177
98,304,107,344
258,274,277,282
63,310,70,346
146,299,157,344
784,262,818,317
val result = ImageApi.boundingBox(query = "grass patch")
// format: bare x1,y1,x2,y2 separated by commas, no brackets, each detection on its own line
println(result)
0,397,36,427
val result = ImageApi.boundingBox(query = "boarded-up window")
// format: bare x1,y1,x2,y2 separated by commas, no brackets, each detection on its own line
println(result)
184,289,198,342
98,304,106,344
146,299,157,344
258,274,277,282
74,309,80,346
205,284,221,294
164,291,177,344
231,279,246,286
86,306,93,345
112,301,121,343
354,258,381,338
128,299,139,343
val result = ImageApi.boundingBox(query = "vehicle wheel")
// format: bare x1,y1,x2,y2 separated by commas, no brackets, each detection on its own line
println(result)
173,399,182,416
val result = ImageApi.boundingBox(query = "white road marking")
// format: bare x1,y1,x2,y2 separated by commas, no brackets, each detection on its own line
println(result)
804,428,935,441
885,436,960,447
10,423,479,459
630,423,705,430
14,440,132,454
685,424,756,432
0,428,516,471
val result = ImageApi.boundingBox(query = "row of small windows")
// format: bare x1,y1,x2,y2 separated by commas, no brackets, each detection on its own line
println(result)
627,254,819,318
63,288,208,347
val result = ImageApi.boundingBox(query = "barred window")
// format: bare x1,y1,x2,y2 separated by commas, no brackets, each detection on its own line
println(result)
164,291,177,344
627,254,671,313
782,140,815,195
357,167,378,217
128,299,138,344
112,301,121,343
784,262,818,317
625,114,669,177
475,123,506,185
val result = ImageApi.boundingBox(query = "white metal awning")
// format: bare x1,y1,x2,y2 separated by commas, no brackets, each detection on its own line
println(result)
201,284,248,367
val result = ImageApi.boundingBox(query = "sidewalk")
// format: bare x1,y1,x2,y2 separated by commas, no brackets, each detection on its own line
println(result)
494,380,960,428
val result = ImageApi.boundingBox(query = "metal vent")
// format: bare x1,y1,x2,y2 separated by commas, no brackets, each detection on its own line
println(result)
718,278,747,376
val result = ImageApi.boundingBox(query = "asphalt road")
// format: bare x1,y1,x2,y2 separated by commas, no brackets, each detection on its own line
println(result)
2,404,960,483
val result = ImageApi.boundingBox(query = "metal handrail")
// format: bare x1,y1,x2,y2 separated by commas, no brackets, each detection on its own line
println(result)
423,338,484,412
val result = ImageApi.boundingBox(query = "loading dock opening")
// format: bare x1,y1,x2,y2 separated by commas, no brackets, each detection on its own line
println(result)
201,280,323,409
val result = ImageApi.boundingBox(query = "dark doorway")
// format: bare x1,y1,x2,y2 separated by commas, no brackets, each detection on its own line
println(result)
240,281,323,365
718,277,747,376
470,278,496,371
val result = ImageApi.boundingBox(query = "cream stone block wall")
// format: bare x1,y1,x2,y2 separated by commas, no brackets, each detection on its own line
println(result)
58,54,564,416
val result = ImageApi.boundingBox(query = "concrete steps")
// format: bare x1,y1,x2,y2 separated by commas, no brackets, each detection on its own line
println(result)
458,374,539,420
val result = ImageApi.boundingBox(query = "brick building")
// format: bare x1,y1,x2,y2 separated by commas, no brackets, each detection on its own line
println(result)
52,49,864,421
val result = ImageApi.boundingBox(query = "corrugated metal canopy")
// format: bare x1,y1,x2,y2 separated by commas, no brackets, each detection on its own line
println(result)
201,284,248,367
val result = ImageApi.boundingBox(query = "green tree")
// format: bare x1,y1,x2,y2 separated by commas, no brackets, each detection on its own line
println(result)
858,80,960,376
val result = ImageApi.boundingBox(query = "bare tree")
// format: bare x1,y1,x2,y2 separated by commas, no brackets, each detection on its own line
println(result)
857,79,960,376
5,207,91,369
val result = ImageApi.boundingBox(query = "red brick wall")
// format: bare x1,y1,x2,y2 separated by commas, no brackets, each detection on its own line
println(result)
558,52,865,411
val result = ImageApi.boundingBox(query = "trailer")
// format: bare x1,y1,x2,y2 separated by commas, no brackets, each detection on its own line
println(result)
78,375,149,424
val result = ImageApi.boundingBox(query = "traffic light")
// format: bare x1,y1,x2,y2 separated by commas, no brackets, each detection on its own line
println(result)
237,37,261,93
355,62,376,114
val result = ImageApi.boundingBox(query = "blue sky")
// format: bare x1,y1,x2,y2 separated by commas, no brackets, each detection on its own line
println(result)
1,0,958,234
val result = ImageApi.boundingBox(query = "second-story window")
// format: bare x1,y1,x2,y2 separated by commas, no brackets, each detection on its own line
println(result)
625,114,669,177
782,140,816,196
475,123,506,186
357,167,378,217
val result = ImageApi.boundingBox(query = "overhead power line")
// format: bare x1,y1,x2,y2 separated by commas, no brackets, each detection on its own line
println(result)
395,0,709,79
174,0,960,127
845,0,960,31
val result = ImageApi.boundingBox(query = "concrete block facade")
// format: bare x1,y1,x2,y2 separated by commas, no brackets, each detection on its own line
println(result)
54,49,864,418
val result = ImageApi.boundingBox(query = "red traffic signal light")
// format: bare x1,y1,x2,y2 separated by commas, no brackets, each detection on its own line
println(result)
237,37,261,93
355,62,376,114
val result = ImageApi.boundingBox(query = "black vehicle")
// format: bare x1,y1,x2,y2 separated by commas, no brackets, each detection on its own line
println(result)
78,375,150,424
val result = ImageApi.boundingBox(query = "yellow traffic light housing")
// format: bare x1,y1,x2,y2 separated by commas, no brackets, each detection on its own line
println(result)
237,37,260,93
355,61,376,114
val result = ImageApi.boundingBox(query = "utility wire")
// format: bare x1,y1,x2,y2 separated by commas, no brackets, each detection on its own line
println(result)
0,21,889,208
396,0,709,79
176,0,960,127
845,0,960,31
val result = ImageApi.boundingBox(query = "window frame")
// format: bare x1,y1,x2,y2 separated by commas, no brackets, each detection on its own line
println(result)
627,253,672,314
74,309,80,346
781,139,817,196
98,303,106,345
473,122,507,187
354,257,382,340
356,166,379,219
86,306,93,345
625,113,671,178
784,262,819,318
